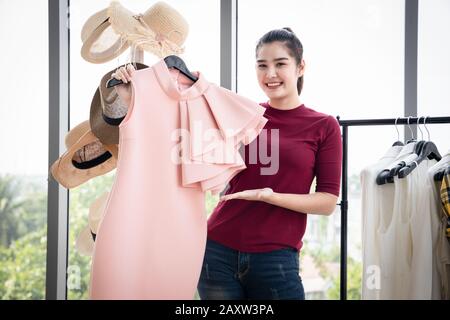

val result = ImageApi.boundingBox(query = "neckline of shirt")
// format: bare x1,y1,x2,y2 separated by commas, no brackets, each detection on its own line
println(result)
152,59,210,100
262,102,306,114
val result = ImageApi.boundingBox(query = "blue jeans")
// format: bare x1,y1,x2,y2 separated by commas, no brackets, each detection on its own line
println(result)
197,239,305,300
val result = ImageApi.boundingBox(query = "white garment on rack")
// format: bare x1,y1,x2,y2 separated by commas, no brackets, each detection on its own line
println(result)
379,174,411,299
377,142,417,299
428,150,450,300
360,145,402,300
408,158,436,299
378,143,436,299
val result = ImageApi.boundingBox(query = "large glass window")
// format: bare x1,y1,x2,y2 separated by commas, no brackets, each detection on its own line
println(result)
68,0,220,299
0,0,48,299
238,0,405,299
3,0,447,301
418,0,450,153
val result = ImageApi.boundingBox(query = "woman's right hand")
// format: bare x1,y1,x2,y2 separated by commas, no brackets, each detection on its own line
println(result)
111,64,136,106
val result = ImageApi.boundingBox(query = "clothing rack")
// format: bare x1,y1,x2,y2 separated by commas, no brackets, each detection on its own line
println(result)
335,115,450,300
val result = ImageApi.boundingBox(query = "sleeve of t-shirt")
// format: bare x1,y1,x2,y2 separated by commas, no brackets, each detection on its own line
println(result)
314,116,342,197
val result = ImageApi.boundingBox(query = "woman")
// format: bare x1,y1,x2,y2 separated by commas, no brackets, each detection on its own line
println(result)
197,28,342,300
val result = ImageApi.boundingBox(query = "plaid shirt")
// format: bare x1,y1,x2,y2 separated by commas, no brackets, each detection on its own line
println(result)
440,166,450,238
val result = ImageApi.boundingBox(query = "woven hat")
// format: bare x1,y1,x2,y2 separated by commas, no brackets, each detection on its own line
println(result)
75,192,109,256
81,1,188,63
89,62,148,145
81,7,130,64
50,121,118,189
107,1,188,58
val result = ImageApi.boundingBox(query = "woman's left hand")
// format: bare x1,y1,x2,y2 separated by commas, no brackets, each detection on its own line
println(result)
220,188,273,202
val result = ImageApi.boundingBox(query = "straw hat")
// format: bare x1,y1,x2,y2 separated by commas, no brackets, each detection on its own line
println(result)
107,1,188,58
81,7,130,64
50,121,118,189
89,63,148,145
75,192,109,256
81,1,188,63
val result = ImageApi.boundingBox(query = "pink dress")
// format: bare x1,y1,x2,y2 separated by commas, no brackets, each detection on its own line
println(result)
89,59,267,299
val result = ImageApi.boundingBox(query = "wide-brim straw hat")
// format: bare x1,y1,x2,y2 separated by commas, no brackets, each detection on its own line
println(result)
89,63,148,145
81,7,130,64
81,1,189,63
50,121,118,189
107,1,188,58
75,192,109,256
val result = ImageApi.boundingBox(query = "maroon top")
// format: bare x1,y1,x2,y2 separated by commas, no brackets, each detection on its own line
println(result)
207,103,342,252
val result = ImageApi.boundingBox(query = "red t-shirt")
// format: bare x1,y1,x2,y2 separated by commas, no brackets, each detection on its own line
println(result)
207,103,342,252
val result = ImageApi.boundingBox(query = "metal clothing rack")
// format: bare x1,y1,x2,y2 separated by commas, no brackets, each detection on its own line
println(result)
335,115,450,300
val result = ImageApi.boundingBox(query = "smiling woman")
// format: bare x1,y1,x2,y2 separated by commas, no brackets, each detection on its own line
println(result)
197,28,342,300
255,28,305,110
236,0,409,300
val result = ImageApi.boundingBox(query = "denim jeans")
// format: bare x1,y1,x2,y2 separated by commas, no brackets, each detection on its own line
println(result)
197,239,305,300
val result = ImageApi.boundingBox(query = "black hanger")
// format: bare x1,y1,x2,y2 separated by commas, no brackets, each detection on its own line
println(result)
392,141,424,174
106,62,147,88
375,119,406,185
386,116,428,180
106,77,125,88
106,56,197,88
392,140,404,147
398,141,442,178
376,170,394,185
376,141,423,185
164,55,198,82
395,116,429,177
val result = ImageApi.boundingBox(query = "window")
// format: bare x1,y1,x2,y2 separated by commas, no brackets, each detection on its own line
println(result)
418,0,450,153
0,0,48,299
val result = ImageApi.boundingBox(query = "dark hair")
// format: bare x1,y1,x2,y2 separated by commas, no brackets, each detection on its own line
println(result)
255,27,304,95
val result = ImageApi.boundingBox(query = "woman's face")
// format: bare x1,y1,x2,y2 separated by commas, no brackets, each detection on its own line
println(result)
255,41,304,101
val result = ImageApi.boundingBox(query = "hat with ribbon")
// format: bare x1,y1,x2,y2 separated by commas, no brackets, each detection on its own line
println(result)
81,1,188,63
89,63,148,145
50,121,118,189
107,1,188,58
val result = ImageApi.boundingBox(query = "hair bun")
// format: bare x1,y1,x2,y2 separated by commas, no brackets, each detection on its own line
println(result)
283,27,294,33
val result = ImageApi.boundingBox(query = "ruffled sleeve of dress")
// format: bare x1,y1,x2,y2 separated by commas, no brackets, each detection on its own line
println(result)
180,83,268,195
